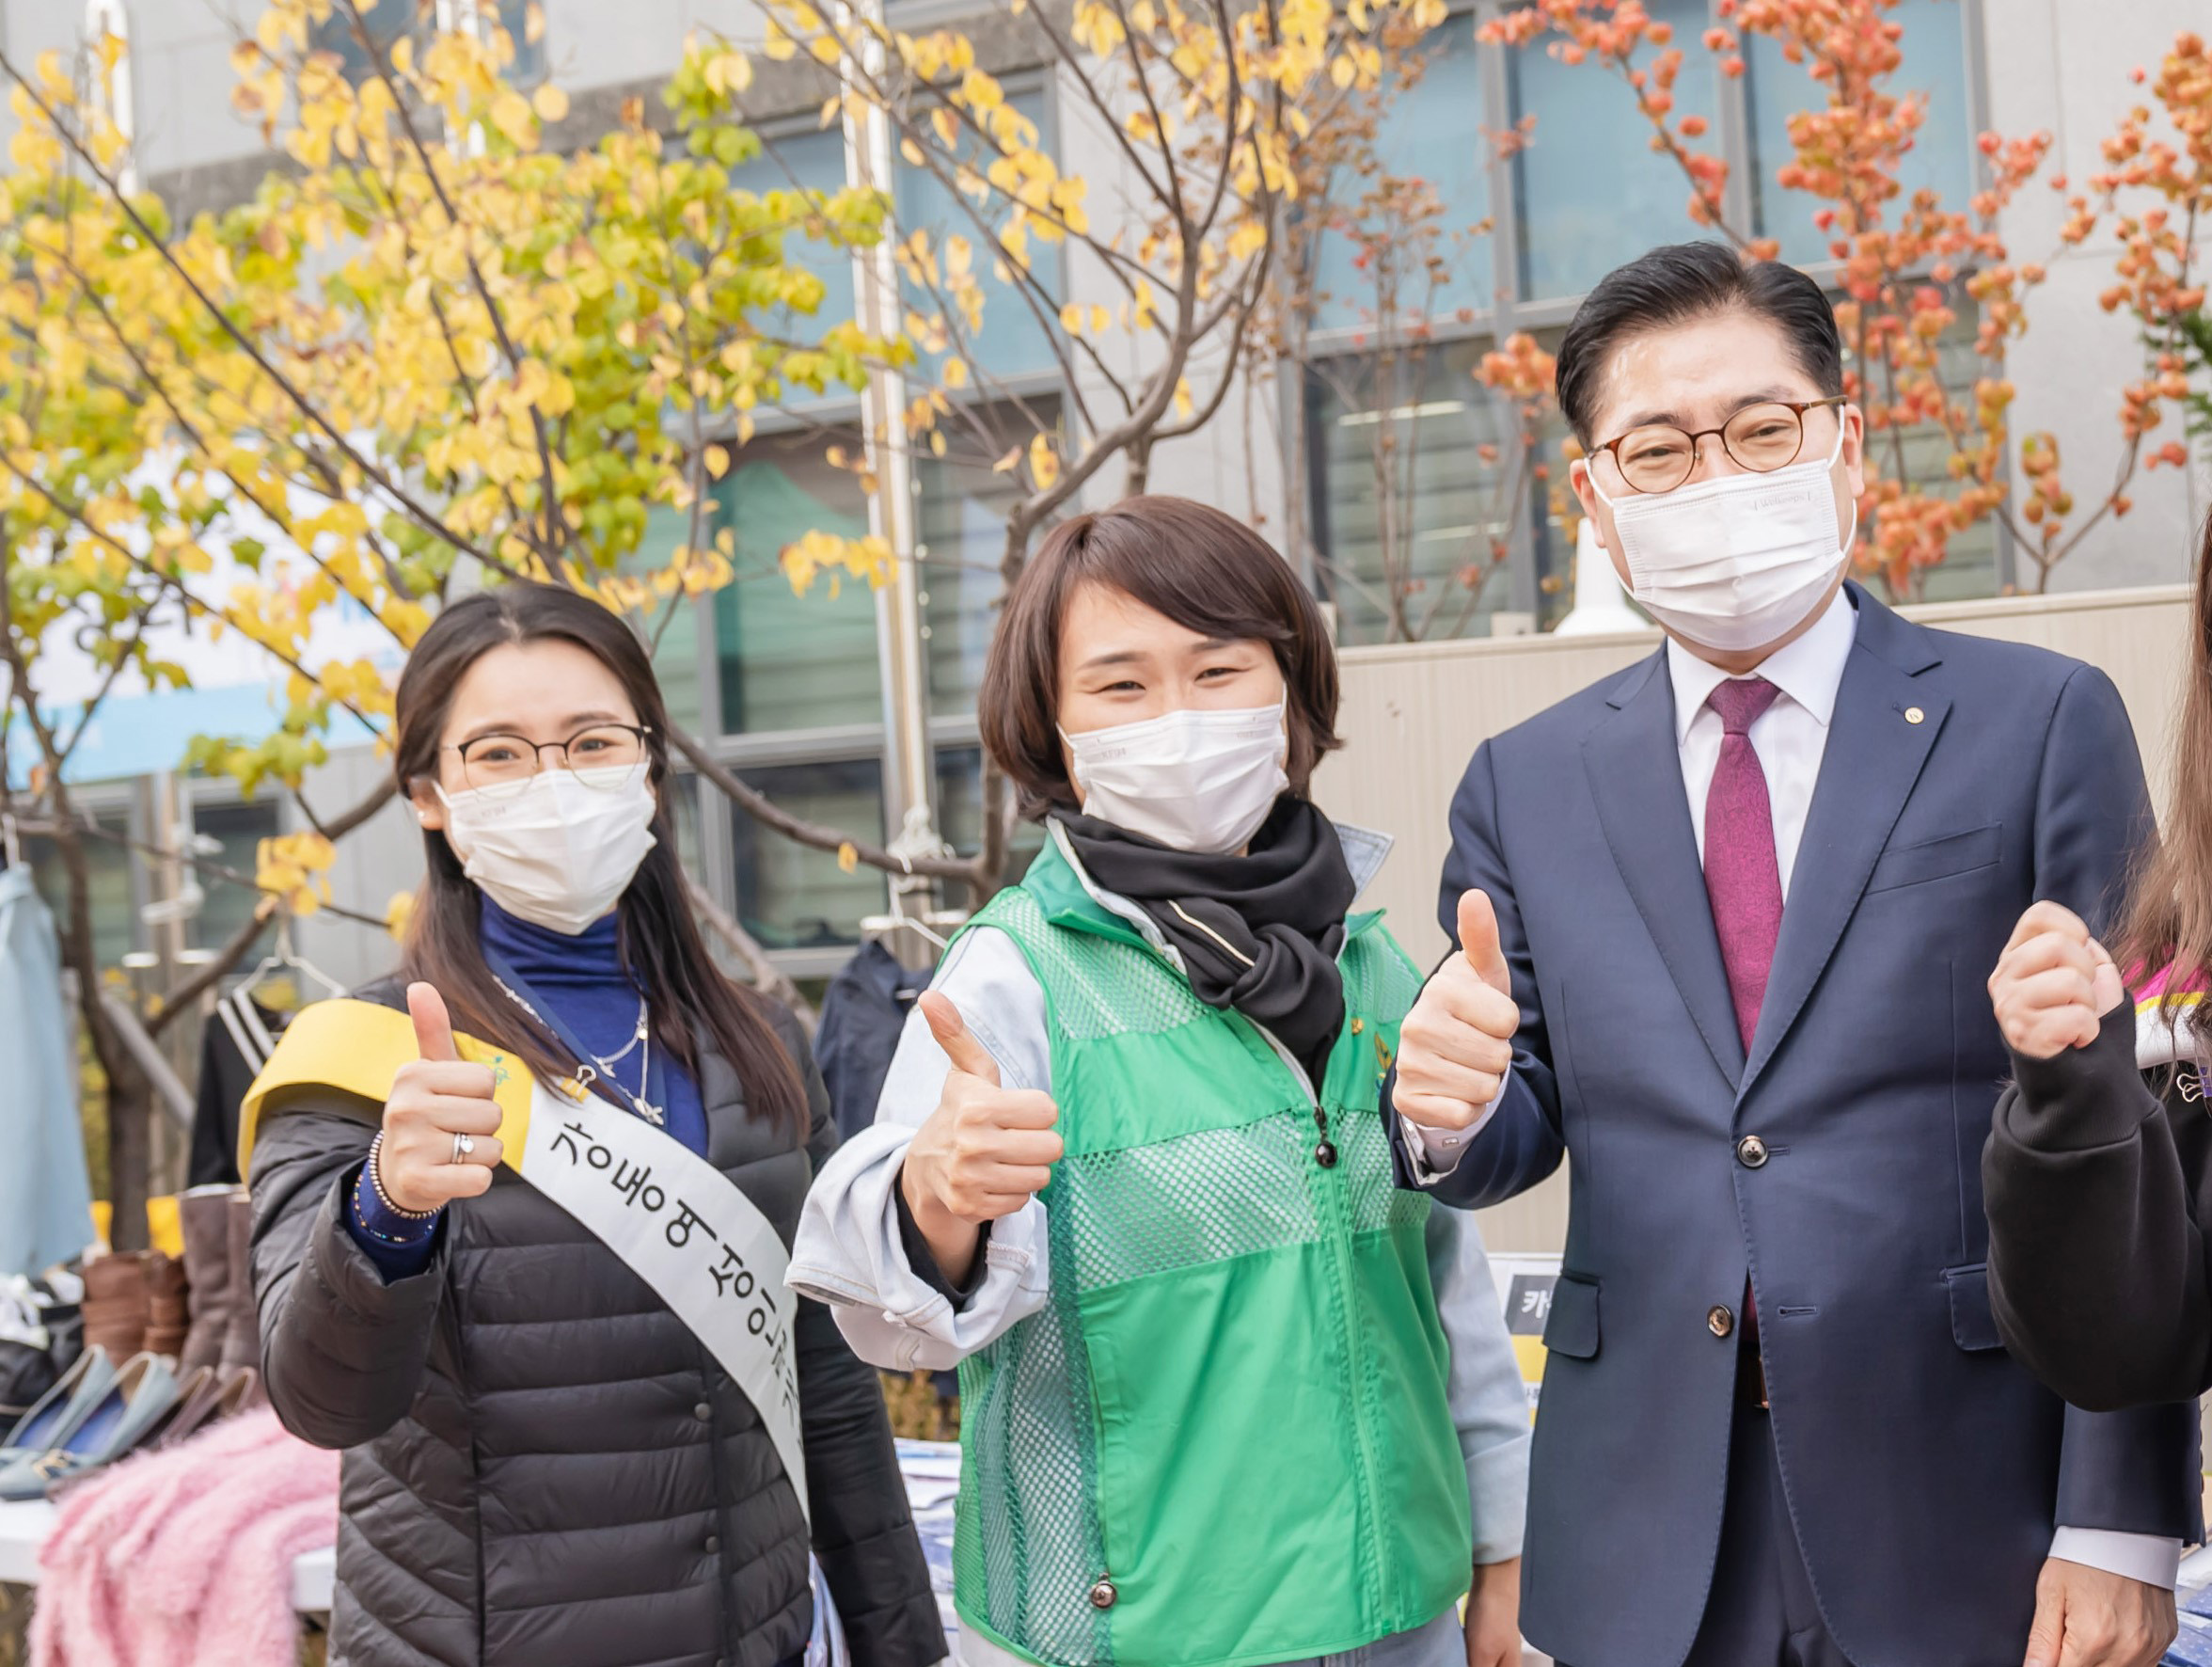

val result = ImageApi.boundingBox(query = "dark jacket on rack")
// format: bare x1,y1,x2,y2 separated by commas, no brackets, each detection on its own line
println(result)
814,942,930,1143
246,976,943,1667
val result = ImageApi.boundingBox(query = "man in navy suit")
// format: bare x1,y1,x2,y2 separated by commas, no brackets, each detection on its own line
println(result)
1390,243,2198,1667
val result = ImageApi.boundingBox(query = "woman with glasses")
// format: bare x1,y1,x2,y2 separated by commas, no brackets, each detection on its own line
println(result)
239,584,942,1667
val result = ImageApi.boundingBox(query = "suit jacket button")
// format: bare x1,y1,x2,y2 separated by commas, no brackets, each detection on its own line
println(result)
1736,1135,1769,1169
1708,1305,1735,1339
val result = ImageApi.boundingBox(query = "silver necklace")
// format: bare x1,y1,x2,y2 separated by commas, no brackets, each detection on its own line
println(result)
493,976,666,1127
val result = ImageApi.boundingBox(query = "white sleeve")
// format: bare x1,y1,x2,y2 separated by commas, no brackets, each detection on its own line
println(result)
2046,1528,2182,1591
1399,1072,1509,1185
1424,1204,1530,1564
787,928,1055,1372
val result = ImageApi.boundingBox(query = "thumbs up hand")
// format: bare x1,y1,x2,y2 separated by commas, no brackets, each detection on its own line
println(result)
900,992,1063,1285
373,982,505,1215
1394,890,1522,1133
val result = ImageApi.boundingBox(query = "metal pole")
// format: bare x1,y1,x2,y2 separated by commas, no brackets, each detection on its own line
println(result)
837,0,942,888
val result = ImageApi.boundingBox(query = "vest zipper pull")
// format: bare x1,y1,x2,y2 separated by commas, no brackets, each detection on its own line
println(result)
1313,1107,1337,1168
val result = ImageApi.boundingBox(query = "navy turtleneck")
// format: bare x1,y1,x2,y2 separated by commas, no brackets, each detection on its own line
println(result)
477,897,709,1152
348,897,707,1281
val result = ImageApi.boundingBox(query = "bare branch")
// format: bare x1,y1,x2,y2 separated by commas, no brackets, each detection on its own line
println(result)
147,894,280,1037
293,778,400,844
690,878,817,1034
669,722,976,881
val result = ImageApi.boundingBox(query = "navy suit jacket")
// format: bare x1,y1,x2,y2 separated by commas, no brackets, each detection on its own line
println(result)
1407,587,2200,1667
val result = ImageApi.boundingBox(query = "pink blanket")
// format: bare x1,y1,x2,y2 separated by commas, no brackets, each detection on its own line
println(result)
29,1408,340,1667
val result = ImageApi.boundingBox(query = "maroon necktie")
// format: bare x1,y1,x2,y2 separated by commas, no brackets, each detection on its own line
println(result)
1703,677,1785,1051
1705,677,1783,1380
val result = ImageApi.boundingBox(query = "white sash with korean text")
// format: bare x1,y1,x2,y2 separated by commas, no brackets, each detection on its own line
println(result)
517,1077,809,1519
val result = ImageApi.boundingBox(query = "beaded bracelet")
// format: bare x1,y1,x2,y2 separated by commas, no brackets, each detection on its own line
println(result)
351,1184,436,1246
364,1131,439,1222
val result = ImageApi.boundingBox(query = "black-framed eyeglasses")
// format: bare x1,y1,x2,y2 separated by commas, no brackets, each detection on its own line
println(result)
1592,396,1849,496
446,723,655,798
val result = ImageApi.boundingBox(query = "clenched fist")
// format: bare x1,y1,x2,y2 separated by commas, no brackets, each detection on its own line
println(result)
1989,901,2126,1061
899,992,1063,1285
1394,890,1521,1133
374,982,505,1215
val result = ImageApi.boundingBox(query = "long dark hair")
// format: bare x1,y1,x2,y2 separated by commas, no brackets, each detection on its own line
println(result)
2118,513,2212,1040
393,584,803,1134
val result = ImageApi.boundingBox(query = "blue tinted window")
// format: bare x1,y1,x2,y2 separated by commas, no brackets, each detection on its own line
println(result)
708,440,881,735
1510,0,1720,301
728,757,885,949
1306,20,1492,333
1308,339,1538,643
894,88,1060,380
1747,0,1973,263
918,399,1061,709
731,125,858,352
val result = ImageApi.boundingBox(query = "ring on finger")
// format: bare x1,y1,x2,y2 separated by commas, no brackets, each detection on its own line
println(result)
452,1132,476,1165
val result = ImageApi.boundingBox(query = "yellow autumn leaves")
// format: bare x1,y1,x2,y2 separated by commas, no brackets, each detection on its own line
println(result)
256,832,337,917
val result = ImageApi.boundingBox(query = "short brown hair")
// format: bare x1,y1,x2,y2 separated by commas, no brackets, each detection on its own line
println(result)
978,496,1340,819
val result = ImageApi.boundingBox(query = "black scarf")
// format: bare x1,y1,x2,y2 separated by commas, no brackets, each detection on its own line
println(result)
1057,798,1357,1084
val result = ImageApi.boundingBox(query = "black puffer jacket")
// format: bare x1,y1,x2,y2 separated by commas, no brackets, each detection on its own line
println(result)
247,978,942,1667
1986,1000,2212,1411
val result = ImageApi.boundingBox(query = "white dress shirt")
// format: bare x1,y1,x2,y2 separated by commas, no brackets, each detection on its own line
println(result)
1404,588,2179,1589
1669,584,1856,892
1403,589,1855,1172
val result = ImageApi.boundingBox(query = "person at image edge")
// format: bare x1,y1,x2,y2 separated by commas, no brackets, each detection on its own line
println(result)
1388,241,2201,1667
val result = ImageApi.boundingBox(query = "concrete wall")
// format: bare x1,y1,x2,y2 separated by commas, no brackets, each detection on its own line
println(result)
1981,0,2212,595
1313,583,2197,1251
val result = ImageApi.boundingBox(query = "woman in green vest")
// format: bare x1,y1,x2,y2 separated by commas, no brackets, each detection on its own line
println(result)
792,496,1530,1667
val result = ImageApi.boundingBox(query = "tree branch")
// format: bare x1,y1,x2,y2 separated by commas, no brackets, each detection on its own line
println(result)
669,722,975,881
689,878,816,1033
1,468,381,731
147,894,279,1037
292,778,399,843
331,0,569,555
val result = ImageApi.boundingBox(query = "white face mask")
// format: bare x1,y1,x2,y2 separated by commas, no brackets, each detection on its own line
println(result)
1062,702,1290,854
1590,420,1857,653
435,766,658,935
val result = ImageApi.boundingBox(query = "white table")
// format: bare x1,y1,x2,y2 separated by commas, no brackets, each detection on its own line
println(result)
4,1492,335,1612
0,1449,971,1617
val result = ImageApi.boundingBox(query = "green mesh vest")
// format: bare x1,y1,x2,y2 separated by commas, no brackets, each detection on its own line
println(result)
953,843,1474,1667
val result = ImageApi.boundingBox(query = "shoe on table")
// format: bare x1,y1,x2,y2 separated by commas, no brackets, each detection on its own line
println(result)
40,1364,215,1502
0,1347,117,1469
81,1252,152,1364
145,1251,189,1361
0,1354,181,1501
177,1184,241,1374
149,1364,260,1455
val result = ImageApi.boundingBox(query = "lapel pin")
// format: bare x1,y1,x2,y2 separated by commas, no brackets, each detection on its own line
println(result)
1904,706,1925,725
